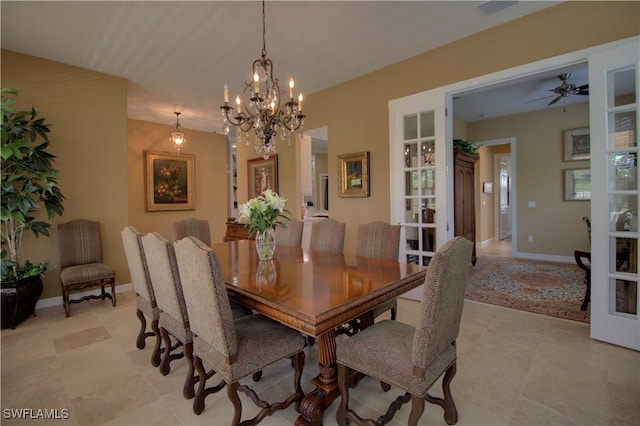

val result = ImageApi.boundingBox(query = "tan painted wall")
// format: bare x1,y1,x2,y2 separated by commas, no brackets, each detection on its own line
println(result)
469,102,591,256
1,50,128,299
126,119,229,244
278,1,637,258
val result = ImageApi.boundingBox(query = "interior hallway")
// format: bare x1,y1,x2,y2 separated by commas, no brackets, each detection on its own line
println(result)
2,289,638,425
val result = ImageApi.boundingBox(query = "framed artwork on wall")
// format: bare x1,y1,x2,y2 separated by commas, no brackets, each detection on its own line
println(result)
563,127,590,161
144,150,195,211
338,151,370,198
248,155,278,198
564,168,591,201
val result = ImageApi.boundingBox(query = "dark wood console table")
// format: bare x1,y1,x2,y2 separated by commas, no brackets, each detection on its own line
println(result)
223,219,254,242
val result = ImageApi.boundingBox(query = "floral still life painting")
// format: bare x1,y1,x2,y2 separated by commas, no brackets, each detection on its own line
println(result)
144,151,195,211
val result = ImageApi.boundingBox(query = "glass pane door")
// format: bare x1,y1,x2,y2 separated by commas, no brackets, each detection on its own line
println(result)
403,111,436,266
590,37,640,350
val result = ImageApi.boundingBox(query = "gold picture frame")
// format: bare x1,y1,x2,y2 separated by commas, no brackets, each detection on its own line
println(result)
248,155,278,198
563,127,590,161
338,151,370,198
144,150,195,211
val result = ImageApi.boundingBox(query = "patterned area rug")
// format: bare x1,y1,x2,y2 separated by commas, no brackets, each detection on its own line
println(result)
465,256,590,323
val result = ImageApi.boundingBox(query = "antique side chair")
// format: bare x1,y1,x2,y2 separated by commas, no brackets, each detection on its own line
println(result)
121,226,161,367
141,232,196,399
309,218,346,253
356,221,401,322
173,218,211,246
336,236,473,426
174,236,306,424
58,219,116,317
274,219,304,247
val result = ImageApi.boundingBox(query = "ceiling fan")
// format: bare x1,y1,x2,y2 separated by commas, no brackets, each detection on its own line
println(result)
547,73,589,105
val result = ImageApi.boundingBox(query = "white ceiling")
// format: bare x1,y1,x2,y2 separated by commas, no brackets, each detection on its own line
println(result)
1,1,566,135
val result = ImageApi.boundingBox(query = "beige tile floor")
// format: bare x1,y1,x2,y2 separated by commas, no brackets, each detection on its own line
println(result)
2,290,639,426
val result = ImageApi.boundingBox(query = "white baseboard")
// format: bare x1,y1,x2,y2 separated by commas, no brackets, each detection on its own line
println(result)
512,251,575,264
36,283,133,309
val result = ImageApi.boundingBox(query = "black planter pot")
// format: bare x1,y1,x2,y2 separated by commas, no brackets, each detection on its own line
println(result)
1,276,43,329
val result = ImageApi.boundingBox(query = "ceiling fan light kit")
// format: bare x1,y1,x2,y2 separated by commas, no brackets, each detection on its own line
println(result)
547,73,589,106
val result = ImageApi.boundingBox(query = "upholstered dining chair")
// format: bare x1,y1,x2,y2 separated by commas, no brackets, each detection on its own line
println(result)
336,236,473,426
274,219,304,247
356,221,401,322
309,218,346,253
173,236,306,423
173,218,211,246
141,232,196,399
121,226,161,367
58,219,116,317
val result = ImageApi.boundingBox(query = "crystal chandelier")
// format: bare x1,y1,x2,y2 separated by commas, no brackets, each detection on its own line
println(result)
220,0,305,159
169,112,185,152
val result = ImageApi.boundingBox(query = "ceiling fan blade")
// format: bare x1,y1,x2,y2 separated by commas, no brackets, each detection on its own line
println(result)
548,95,562,105
575,84,589,95
524,94,554,105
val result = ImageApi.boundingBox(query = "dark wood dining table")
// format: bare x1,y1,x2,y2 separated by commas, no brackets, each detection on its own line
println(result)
211,239,427,425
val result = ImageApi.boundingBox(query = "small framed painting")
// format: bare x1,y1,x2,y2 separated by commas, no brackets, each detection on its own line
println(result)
248,155,278,198
144,150,195,211
338,151,370,198
563,127,590,161
564,168,591,201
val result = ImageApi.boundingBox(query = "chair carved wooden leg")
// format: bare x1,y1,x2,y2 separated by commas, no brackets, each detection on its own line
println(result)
292,351,305,412
135,309,152,349
151,319,161,367
183,341,195,399
336,364,349,426
193,356,207,415
442,362,458,425
409,395,426,426
227,382,243,426
159,328,173,375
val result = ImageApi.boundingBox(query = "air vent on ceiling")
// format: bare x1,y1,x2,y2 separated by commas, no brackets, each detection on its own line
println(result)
478,0,518,16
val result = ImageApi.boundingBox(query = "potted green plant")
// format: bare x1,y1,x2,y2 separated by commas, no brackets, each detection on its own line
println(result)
1,88,65,328
453,139,479,155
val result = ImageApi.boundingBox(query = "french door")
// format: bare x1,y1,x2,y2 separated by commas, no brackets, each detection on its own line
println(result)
589,38,639,350
389,90,450,300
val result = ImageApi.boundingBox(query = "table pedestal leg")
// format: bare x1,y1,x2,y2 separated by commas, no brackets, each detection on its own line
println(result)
296,328,338,426
296,311,375,425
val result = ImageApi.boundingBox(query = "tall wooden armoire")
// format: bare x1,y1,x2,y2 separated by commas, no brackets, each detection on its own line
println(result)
454,152,478,264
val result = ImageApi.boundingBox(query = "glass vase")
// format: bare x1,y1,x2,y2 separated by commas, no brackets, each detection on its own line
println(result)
255,228,276,261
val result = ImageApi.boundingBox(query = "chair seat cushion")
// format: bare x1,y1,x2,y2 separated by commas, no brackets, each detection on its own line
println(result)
229,300,252,319
60,263,115,286
136,294,159,320
194,314,306,383
336,320,456,396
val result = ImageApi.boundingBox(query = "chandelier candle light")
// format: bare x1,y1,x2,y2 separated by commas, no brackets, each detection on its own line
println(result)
169,112,185,152
220,0,305,159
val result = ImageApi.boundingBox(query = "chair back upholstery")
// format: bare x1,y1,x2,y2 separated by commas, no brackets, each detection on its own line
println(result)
173,218,211,246
58,219,104,268
411,236,473,373
174,237,238,361
309,218,346,253
142,232,189,325
274,220,304,247
355,221,401,261
121,226,155,304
